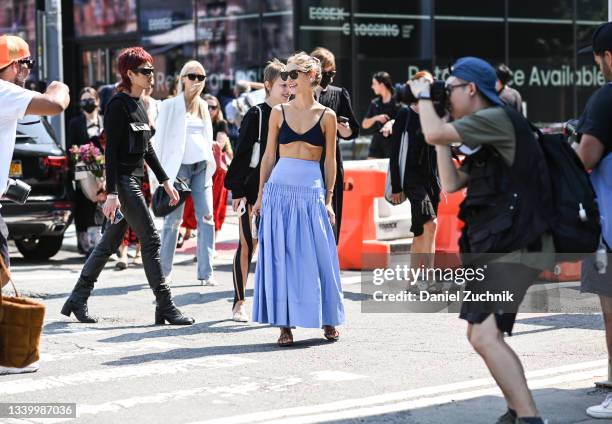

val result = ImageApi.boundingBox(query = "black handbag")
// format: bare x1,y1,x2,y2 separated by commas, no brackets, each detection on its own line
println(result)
151,177,191,217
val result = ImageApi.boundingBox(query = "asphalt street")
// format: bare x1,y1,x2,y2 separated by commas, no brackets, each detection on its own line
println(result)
1,210,610,424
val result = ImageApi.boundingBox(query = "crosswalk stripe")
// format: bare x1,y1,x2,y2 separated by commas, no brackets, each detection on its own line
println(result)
23,377,305,424
233,368,608,424
0,355,257,396
188,360,607,424
40,341,182,362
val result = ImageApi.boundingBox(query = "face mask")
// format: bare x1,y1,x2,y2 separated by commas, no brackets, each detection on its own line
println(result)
81,99,97,113
320,73,333,89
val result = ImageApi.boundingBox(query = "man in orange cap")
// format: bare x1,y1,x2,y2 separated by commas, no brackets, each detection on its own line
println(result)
0,34,69,375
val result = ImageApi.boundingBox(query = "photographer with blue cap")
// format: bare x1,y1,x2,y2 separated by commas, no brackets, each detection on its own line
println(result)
409,57,556,424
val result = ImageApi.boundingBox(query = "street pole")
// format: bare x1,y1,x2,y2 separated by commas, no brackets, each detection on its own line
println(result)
609,0,612,21
44,0,65,148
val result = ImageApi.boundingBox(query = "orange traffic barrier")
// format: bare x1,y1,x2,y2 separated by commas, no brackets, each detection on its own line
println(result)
539,262,582,282
338,168,389,270
434,190,465,268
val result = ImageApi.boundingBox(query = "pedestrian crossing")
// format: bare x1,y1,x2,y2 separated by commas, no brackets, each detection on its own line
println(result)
1,324,606,424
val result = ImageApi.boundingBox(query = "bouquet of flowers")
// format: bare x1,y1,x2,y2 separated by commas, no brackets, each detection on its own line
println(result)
70,143,105,202
70,143,105,178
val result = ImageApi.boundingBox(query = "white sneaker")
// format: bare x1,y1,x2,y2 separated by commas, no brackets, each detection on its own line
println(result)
232,304,249,322
0,362,40,375
200,278,218,287
587,393,612,418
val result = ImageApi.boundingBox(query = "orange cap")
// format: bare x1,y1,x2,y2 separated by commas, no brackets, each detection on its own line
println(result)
0,35,31,69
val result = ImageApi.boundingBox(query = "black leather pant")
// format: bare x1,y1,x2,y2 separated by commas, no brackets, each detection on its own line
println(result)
80,175,163,289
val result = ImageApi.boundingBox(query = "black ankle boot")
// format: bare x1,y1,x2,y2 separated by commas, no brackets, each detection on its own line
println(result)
153,283,195,325
60,278,98,323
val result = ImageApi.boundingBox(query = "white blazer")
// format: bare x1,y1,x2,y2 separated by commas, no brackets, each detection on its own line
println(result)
153,94,216,187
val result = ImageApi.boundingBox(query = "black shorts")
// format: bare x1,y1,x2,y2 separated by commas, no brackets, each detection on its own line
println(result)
406,185,439,237
459,263,540,335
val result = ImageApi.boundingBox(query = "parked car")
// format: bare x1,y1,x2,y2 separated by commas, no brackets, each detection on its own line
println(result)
0,116,74,260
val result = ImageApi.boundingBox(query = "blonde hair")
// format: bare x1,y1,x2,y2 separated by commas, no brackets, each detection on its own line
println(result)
177,60,207,120
203,93,224,123
263,58,286,95
287,51,321,87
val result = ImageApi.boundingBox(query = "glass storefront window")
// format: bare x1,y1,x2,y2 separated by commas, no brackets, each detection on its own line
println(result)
68,0,609,125
261,0,293,64
351,1,434,117
195,0,292,97
435,0,503,17
73,0,137,37
509,20,575,122
81,49,108,88
138,0,195,98
139,0,193,36
576,0,607,21
0,0,36,47
509,0,573,20
435,20,504,69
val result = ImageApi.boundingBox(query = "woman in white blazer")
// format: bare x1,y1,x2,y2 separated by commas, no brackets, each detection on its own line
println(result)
154,60,217,286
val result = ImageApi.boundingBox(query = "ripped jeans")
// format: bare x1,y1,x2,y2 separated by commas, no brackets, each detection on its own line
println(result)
160,161,214,280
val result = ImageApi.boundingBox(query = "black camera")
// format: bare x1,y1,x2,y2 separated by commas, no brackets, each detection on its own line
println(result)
4,178,31,204
396,80,448,117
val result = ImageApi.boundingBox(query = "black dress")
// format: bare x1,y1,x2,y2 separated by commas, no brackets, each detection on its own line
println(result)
67,113,103,233
316,85,360,244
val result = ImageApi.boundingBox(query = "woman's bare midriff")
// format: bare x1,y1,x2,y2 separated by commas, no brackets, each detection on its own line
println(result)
279,142,323,162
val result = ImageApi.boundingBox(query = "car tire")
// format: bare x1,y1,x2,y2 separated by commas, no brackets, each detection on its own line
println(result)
15,235,64,260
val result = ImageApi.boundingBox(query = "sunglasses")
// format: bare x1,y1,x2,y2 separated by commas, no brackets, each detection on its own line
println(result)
280,70,302,81
445,82,470,95
135,67,155,76
322,70,336,78
18,58,35,70
207,104,218,110
184,74,207,81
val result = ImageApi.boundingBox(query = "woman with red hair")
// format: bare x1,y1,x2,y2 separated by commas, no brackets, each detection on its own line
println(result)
61,47,194,326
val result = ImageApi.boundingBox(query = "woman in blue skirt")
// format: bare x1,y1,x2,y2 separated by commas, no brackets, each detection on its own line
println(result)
252,52,345,346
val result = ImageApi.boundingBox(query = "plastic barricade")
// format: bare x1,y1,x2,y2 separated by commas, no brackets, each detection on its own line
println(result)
434,190,465,268
338,167,389,270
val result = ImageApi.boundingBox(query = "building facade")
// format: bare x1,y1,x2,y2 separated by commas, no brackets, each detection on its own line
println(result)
0,0,608,124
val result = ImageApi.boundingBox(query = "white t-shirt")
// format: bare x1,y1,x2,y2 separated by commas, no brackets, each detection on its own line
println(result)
0,80,35,195
182,116,211,165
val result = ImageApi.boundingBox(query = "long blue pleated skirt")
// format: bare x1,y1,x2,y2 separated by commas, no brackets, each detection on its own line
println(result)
252,157,345,328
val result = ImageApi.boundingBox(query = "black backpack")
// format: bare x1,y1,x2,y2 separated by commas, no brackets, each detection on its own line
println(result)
532,125,601,261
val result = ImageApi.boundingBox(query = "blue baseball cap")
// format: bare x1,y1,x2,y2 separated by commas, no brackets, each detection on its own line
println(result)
450,57,503,107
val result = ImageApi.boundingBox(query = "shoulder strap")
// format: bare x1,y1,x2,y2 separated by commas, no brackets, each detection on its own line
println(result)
280,104,286,121
317,108,327,123
404,107,411,132
255,106,262,142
